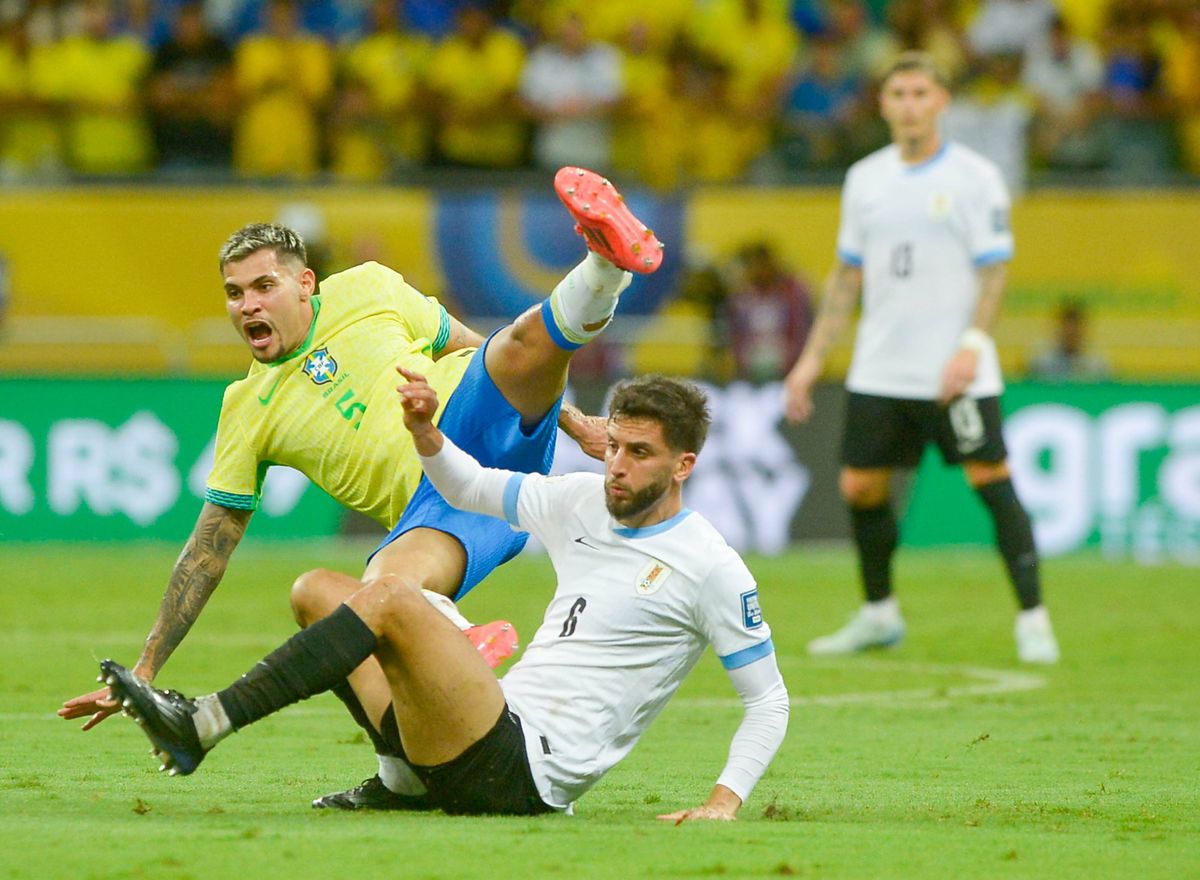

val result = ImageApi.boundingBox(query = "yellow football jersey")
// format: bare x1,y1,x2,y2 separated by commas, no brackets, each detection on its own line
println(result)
205,261,473,526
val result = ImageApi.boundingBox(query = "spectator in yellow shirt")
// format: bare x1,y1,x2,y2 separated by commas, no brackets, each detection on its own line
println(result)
1163,4,1200,174
425,5,526,168
331,0,430,181
687,0,799,177
0,13,65,180
233,0,332,179
610,19,678,188
53,0,153,175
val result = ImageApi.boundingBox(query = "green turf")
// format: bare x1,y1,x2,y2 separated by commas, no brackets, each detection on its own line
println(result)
2,542,1197,879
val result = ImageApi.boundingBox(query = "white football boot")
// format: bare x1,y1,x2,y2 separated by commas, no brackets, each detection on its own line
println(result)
807,598,905,655
1015,605,1060,664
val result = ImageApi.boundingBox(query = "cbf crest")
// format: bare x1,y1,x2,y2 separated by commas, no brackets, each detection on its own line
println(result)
635,559,672,596
303,347,338,385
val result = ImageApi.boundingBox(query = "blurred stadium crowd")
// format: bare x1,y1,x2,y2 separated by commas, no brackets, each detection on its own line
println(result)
1,0,1198,189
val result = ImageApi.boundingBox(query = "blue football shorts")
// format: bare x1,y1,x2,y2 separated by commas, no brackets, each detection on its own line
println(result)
369,331,561,599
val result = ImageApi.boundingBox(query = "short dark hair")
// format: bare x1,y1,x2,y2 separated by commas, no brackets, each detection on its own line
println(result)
608,375,711,454
882,50,949,89
219,223,307,269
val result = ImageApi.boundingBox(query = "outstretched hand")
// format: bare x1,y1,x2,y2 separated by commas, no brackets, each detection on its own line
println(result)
558,403,608,460
939,349,978,405
396,366,444,456
58,685,120,730
783,365,818,423
656,805,738,824
397,366,439,430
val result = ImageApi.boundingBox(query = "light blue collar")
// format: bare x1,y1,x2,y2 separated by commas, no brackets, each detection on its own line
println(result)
612,508,693,539
904,140,948,173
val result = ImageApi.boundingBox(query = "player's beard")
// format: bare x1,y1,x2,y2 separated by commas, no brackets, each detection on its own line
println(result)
605,471,672,521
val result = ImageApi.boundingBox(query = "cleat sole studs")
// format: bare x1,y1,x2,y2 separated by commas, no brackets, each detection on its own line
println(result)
106,675,117,686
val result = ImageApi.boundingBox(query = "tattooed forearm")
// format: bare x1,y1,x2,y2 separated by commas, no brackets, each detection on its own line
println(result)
801,263,862,365
438,316,486,358
971,262,1008,334
135,503,251,679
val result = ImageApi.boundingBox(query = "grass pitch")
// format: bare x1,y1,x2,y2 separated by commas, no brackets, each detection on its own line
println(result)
2,542,1197,879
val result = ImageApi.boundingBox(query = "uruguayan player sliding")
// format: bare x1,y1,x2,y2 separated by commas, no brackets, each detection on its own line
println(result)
99,372,789,820
784,51,1059,664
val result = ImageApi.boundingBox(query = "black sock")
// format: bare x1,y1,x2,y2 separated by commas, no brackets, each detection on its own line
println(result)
851,503,897,603
217,604,377,731
330,680,398,758
976,478,1042,610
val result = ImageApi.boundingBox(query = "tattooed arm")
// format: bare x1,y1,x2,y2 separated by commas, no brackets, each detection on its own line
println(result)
939,261,1008,404
783,261,863,423
437,315,486,356
58,503,251,730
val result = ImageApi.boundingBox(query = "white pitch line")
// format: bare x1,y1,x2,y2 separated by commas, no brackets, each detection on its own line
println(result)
26,662,1045,725
679,658,1046,710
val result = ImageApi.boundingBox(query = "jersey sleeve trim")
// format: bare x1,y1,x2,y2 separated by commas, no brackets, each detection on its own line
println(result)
836,248,863,267
719,637,775,670
431,304,451,354
204,488,258,510
973,249,1012,267
502,473,526,526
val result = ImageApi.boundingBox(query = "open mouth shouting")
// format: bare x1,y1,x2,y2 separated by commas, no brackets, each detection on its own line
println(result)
243,319,274,351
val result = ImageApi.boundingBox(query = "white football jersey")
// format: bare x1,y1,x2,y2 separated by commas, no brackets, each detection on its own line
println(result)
498,471,776,810
837,141,1012,400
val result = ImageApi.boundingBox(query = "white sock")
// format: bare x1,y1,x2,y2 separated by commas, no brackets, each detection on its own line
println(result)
378,753,428,796
1017,605,1051,628
864,597,901,624
548,252,632,345
193,694,233,750
421,589,472,631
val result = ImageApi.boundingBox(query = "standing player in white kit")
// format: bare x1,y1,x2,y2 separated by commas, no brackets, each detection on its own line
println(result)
784,51,1059,664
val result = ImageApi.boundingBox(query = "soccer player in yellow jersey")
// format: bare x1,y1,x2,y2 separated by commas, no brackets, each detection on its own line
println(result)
61,166,665,810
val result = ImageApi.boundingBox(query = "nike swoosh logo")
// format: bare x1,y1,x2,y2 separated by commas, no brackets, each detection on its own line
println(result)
257,374,284,406
574,536,598,549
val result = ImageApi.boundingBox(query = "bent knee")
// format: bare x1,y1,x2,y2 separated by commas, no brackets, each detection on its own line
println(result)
840,469,890,508
346,573,426,636
290,568,350,626
963,459,1010,490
